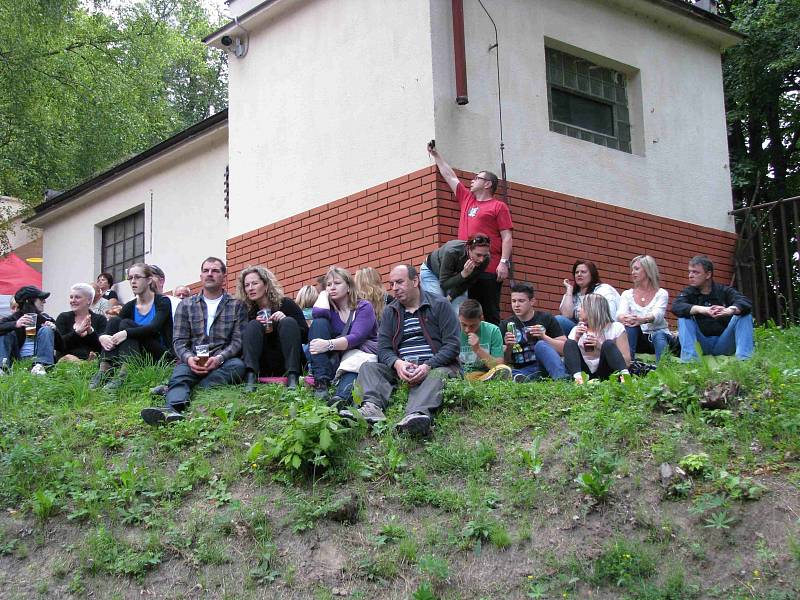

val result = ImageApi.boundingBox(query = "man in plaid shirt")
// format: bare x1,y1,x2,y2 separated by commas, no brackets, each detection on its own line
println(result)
141,257,247,425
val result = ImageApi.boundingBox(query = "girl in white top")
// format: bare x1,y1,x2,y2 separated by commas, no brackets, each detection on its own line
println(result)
564,294,630,383
616,255,675,362
557,260,621,336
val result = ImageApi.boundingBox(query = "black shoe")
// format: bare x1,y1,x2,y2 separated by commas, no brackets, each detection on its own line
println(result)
286,373,299,389
89,369,111,390
314,380,330,401
327,395,346,409
141,407,184,426
244,371,258,393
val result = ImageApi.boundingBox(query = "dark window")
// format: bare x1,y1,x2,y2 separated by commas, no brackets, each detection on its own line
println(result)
546,47,632,153
101,210,145,284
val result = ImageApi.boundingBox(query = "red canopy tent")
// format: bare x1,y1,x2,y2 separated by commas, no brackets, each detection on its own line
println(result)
0,253,42,295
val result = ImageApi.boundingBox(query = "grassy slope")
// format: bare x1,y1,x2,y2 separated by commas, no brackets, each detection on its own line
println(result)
0,326,799,599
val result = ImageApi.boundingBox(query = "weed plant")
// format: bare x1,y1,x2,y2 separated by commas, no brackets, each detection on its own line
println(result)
0,327,799,597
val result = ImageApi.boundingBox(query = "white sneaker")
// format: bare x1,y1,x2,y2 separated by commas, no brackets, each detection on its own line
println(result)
30,363,47,376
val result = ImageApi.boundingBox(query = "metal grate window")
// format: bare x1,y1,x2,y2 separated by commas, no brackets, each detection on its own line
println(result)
546,47,631,153
101,210,145,284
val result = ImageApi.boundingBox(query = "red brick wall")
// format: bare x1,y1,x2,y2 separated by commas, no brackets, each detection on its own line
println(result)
226,166,442,293
226,167,737,321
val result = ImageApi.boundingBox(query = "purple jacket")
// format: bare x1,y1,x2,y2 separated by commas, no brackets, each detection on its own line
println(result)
312,299,378,353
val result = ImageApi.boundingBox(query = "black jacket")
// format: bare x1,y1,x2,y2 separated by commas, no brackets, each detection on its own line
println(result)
246,297,309,343
0,308,60,351
56,311,108,359
114,294,174,349
672,282,752,337
425,240,487,299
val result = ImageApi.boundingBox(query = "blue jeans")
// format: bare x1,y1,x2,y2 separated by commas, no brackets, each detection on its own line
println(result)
166,358,246,411
512,340,567,380
555,315,577,338
624,326,673,362
677,314,754,362
308,317,362,403
419,262,467,316
0,327,56,366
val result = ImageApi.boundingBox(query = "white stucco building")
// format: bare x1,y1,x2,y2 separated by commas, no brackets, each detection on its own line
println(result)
29,0,742,313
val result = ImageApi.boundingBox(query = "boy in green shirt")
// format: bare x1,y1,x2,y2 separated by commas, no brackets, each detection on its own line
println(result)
458,300,511,381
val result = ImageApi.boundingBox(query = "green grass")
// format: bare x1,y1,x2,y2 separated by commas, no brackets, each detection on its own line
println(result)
0,326,799,597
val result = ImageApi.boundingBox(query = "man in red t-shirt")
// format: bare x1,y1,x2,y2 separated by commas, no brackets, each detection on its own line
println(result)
428,142,514,325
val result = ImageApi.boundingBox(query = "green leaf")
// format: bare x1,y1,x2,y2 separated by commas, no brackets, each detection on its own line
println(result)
318,428,332,450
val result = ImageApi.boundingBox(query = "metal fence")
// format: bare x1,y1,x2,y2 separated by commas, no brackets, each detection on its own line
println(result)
730,196,800,326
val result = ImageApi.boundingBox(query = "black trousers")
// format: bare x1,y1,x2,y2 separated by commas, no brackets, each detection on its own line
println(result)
102,317,169,365
563,339,627,380
468,274,503,326
241,317,302,376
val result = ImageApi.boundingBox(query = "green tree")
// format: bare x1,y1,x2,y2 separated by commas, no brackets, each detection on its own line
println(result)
719,0,800,321
0,0,227,251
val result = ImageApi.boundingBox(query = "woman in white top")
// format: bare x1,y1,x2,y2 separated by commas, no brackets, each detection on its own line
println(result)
563,294,630,383
557,260,621,336
616,255,676,362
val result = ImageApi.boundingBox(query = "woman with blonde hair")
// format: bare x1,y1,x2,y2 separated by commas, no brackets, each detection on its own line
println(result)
309,266,378,407
295,284,319,326
617,255,676,362
355,267,389,322
56,283,108,362
91,263,173,390
237,265,307,391
563,293,630,383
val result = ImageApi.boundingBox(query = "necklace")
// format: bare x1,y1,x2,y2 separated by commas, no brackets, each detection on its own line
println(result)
635,287,654,304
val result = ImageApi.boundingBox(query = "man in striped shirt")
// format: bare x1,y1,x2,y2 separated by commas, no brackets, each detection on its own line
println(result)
343,265,461,436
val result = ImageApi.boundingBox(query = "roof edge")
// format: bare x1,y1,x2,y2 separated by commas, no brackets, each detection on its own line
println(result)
28,109,228,223
647,0,745,41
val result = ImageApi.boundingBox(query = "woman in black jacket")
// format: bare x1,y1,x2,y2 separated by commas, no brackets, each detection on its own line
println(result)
90,263,173,390
56,283,108,362
237,265,308,392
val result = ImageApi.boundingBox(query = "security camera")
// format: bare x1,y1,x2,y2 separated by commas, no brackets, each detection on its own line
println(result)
221,35,233,47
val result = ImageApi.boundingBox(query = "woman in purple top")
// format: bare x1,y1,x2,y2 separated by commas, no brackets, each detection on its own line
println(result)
309,266,378,408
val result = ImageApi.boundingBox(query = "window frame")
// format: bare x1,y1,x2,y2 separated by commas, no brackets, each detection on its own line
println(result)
100,209,145,285
545,46,632,154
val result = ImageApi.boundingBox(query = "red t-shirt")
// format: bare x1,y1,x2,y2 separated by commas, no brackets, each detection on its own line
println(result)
456,183,514,273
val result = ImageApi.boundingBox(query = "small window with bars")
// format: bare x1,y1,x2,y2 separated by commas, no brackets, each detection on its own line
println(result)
546,47,632,153
101,209,145,284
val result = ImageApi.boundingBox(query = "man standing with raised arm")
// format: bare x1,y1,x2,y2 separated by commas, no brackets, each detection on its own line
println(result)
428,142,513,325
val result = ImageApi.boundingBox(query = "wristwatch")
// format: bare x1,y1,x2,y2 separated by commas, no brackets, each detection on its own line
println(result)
500,258,509,264
327,340,335,352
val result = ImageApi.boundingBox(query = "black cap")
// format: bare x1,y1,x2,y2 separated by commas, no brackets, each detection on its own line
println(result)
14,285,50,304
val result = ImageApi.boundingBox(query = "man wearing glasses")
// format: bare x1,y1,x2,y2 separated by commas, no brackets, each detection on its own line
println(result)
428,142,514,325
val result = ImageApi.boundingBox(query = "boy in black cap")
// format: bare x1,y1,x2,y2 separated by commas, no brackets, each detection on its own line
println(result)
0,286,59,374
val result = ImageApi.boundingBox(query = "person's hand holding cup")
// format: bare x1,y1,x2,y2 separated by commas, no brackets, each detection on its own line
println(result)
24,313,37,337
257,308,273,333
195,343,210,367
525,324,544,341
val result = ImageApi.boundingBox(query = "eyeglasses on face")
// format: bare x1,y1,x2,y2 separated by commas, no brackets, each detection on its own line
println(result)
128,274,149,281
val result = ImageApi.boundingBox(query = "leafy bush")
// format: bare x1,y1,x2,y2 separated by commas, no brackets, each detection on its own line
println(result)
248,399,357,474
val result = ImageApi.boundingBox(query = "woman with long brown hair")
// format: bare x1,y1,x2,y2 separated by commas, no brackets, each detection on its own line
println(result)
237,265,307,392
